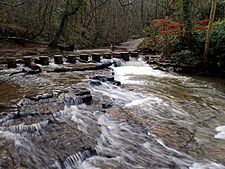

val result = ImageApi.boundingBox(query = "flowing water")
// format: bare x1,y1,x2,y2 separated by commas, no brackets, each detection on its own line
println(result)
0,57,225,169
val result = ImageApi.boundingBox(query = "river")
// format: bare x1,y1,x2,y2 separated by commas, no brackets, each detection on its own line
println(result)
0,57,225,169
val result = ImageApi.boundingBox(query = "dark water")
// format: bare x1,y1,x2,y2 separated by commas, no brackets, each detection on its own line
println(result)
0,58,225,169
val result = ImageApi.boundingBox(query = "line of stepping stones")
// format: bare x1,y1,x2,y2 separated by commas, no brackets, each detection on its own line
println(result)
6,52,139,69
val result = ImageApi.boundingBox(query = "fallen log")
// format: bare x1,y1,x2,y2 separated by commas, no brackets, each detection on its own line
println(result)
9,68,41,76
49,62,113,73
0,36,48,45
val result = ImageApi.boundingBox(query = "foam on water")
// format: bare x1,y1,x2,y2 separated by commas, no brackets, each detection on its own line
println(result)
190,162,225,169
112,59,189,85
77,113,225,169
124,96,165,108
88,82,143,106
214,125,225,140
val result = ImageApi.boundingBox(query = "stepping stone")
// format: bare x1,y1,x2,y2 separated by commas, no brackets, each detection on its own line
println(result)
39,56,49,65
54,55,63,64
121,52,129,61
130,52,139,58
23,56,32,67
92,53,101,62
80,54,89,61
103,53,112,59
112,52,121,59
67,55,76,64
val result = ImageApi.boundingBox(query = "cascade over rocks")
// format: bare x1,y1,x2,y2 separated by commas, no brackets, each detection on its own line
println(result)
14,86,92,115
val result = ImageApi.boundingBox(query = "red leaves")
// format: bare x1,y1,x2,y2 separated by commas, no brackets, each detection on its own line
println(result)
153,19,183,35
193,25,207,30
160,30,185,34
153,19,208,34
154,19,182,28
193,19,208,30
196,19,209,25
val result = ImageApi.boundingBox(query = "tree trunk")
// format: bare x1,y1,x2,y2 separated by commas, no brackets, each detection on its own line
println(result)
49,13,68,47
183,0,192,45
155,0,158,19
49,0,83,47
141,0,144,28
203,0,217,61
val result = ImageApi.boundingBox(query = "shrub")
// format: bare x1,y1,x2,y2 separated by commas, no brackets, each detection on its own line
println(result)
171,49,200,65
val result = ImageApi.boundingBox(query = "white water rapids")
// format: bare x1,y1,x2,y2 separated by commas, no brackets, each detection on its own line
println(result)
0,58,225,168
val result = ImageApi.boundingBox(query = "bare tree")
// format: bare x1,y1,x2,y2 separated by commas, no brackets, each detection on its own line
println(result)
203,0,217,61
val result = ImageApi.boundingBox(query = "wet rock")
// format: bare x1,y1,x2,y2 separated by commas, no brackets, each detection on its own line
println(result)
59,86,92,105
89,80,102,86
23,56,32,67
112,52,121,59
28,63,42,72
9,66,41,76
112,80,121,86
54,55,63,64
144,56,149,61
16,59,24,64
89,75,121,86
90,75,114,82
103,53,112,59
145,55,161,64
67,55,76,64
152,65,167,71
14,86,92,115
39,56,49,65
80,54,89,61
101,95,114,109
130,52,139,58
50,62,113,73
112,58,125,67
92,53,101,62
121,52,130,61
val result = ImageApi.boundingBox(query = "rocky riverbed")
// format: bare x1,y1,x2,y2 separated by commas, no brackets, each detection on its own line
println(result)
0,53,225,169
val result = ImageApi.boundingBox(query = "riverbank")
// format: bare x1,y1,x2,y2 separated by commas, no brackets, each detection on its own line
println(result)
143,53,225,78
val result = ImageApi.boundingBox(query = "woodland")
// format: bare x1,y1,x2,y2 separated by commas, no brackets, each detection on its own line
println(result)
0,0,225,75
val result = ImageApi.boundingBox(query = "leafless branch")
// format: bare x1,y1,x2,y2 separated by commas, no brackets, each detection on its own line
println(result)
0,0,29,7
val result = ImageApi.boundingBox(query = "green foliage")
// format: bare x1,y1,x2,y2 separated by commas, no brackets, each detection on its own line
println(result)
171,49,200,65
207,21,225,72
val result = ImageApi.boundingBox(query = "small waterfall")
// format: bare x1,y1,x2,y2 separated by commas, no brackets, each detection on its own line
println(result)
88,82,143,107
55,149,96,169
0,113,17,124
125,57,147,66
63,97,84,105
0,120,50,134
64,150,92,168
53,110,69,118
0,112,41,125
